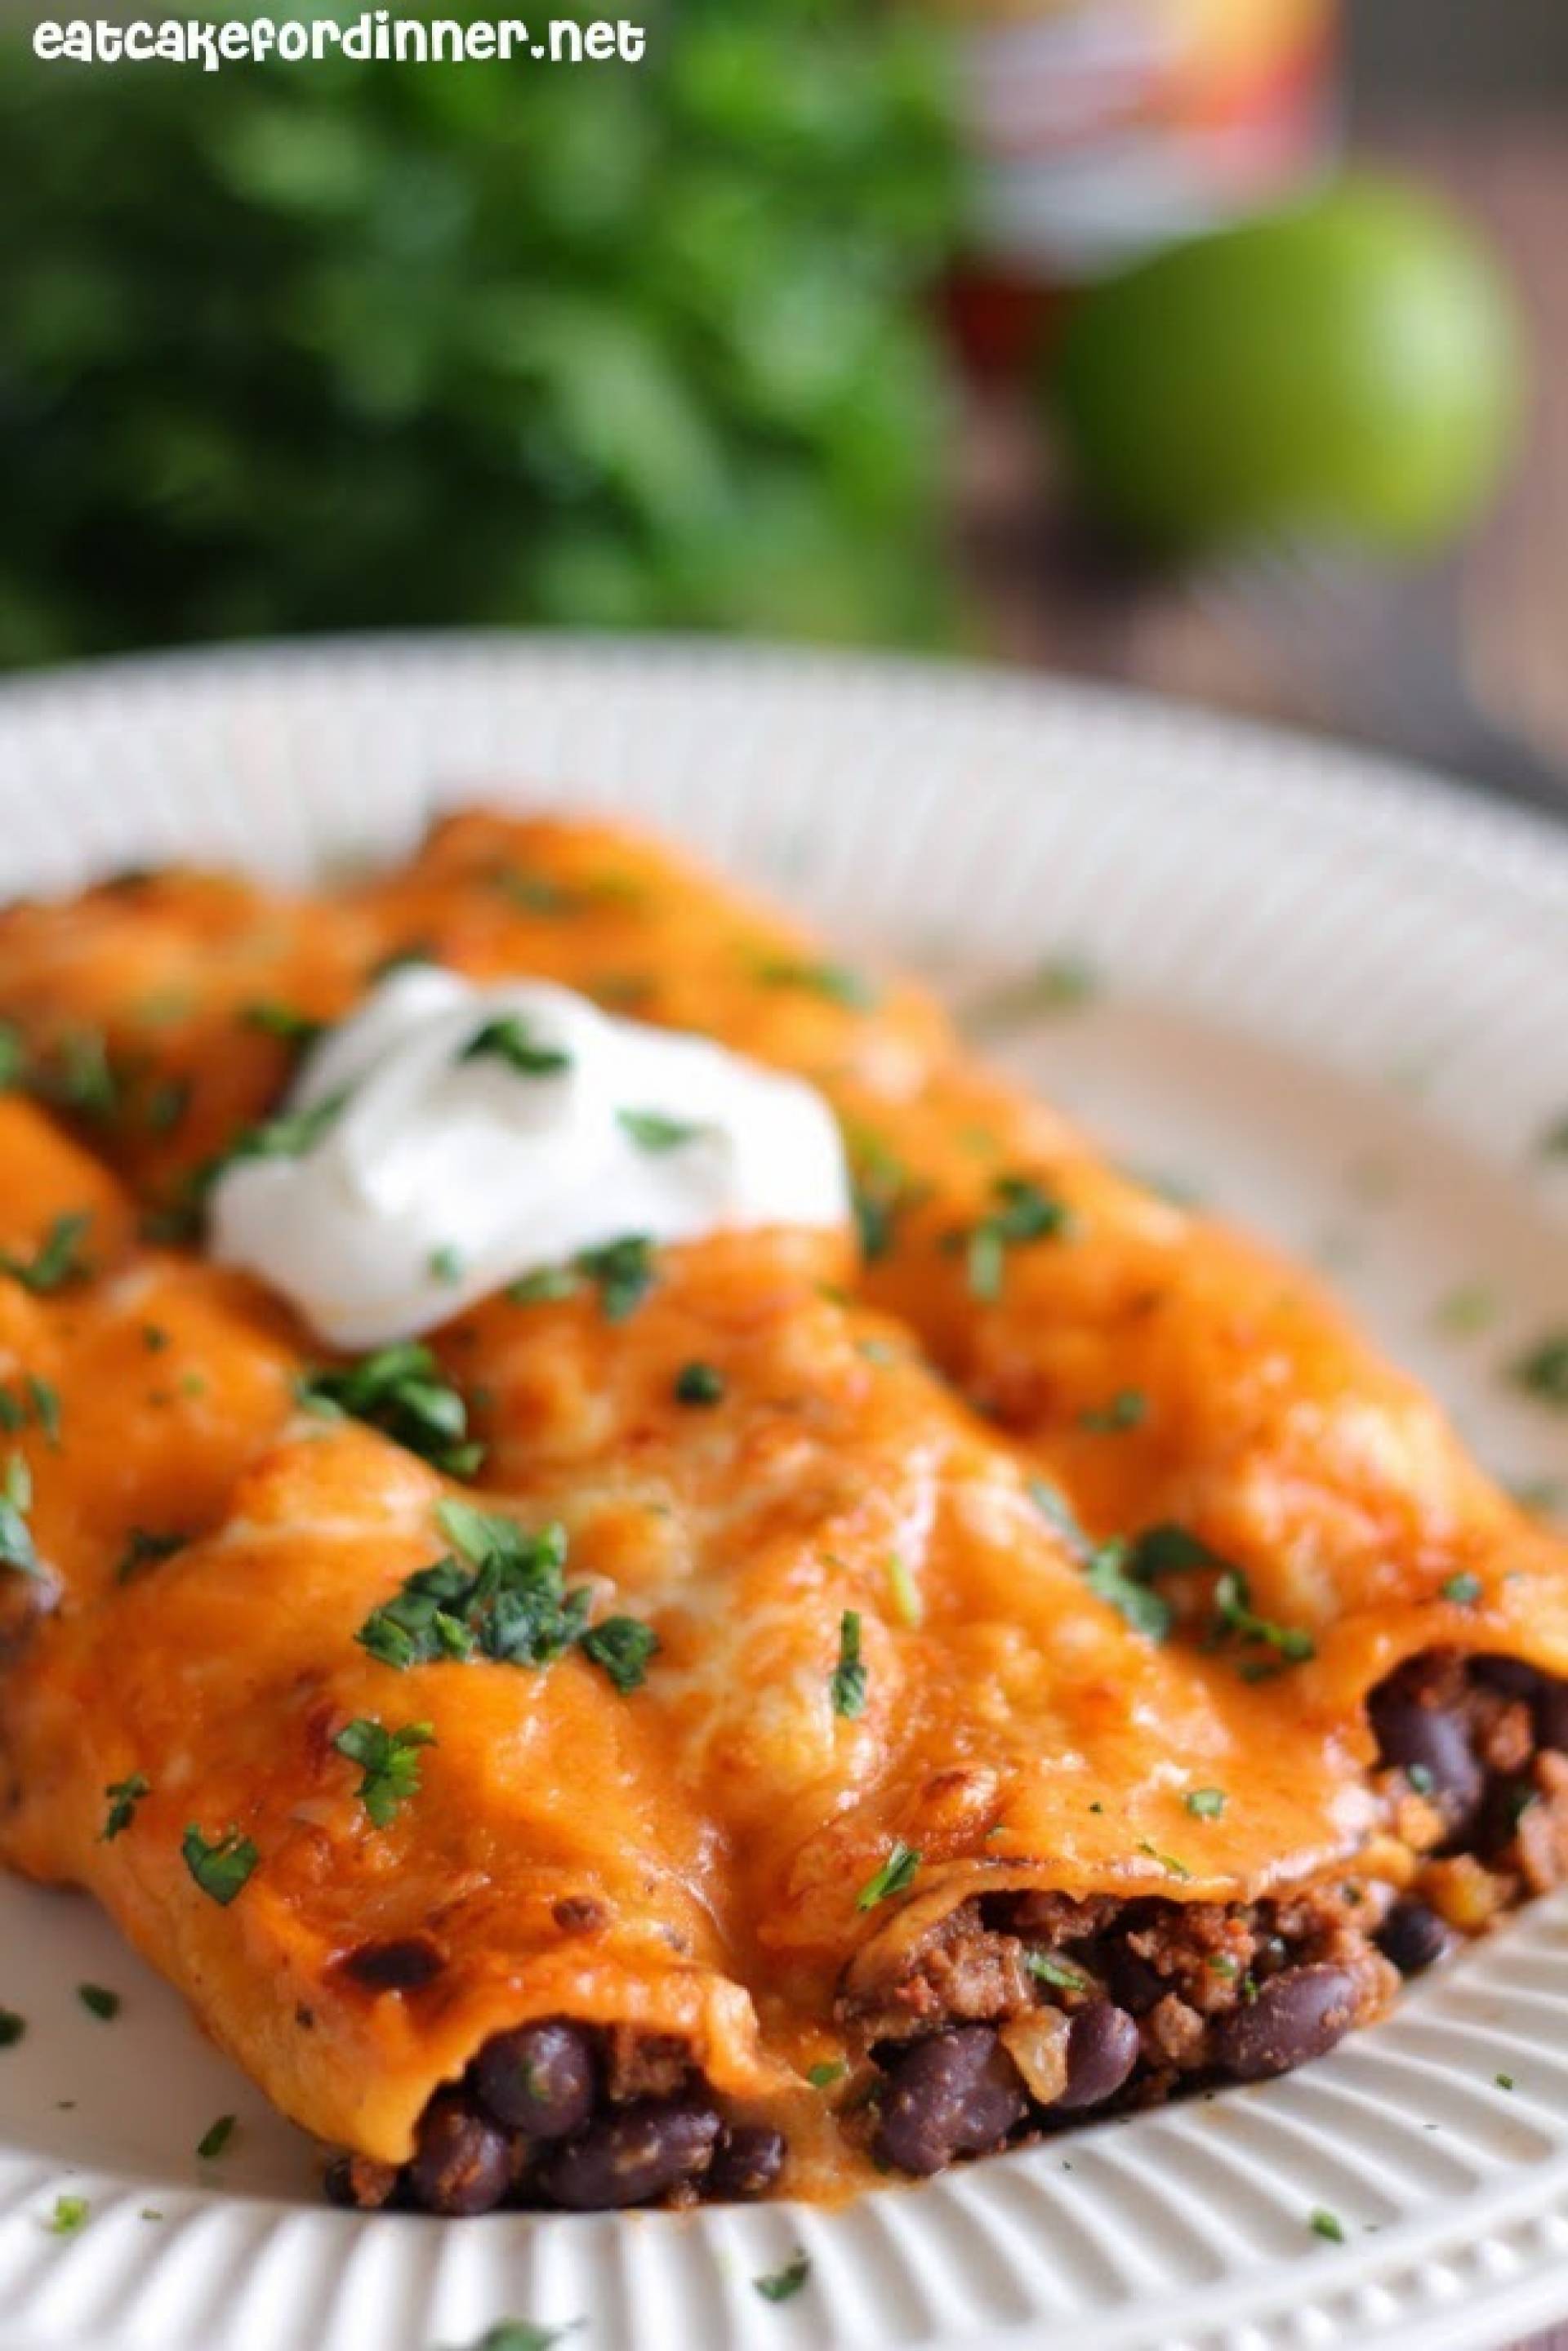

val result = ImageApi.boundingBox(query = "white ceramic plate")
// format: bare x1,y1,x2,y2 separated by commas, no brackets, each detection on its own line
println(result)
0,635,1566,2351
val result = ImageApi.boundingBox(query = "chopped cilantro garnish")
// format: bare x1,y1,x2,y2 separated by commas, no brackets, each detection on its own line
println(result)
1308,2207,1345,2243
578,1615,660,1694
830,1609,868,1720
428,1245,465,1284
1440,1571,1483,1607
141,1324,171,1352
0,1022,25,1090
182,1823,259,1906
242,1002,326,1048
24,1377,60,1447
0,1209,93,1294
755,955,876,1010
145,1077,190,1137
101,1773,150,1840
208,1089,348,1185
0,2008,24,2046
843,1122,922,1265
1081,1537,1173,1643
298,1343,483,1476
617,1108,703,1153
1496,2072,1515,2091
575,1235,656,1323
1185,1788,1227,1819
806,2059,846,2090
1137,1838,1192,1881
1538,1115,1568,1159
491,865,581,918
754,2251,812,2303
506,1265,582,1307
461,1014,571,1079
462,2327,580,2351
1079,1388,1147,1434
0,1454,40,1579
49,1029,118,1120
357,1503,642,1687
196,2113,237,2160
960,1175,1071,1302
1025,1952,1089,1991
961,957,1099,1038
78,1984,120,2021
1209,1569,1316,1674
855,1839,920,1911
673,1361,725,1406
1513,1334,1568,1408
44,2193,88,2236
332,1717,436,1828
506,1241,657,1321
1407,1763,1436,1796
1028,1477,1091,1559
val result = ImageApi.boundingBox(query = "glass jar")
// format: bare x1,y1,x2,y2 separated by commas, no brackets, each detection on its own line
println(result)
945,0,1342,372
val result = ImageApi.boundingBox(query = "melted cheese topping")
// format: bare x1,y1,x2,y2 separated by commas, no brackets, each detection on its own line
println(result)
3,813,1568,2192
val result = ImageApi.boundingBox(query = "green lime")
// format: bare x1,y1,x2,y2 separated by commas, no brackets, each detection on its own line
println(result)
1050,176,1526,554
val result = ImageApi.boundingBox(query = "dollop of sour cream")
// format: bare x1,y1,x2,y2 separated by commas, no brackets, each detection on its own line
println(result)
210,968,851,1348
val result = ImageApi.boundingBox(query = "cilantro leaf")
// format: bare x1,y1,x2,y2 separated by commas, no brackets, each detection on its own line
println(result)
574,1236,656,1323
960,1175,1071,1302
754,2251,812,2303
673,1360,724,1406
755,955,876,1009
461,1014,572,1078
181,1823,259,1905
617,1108,704,1152
830,1608,868,1719
0,1209,94,1295
297,1342,482,1476
0,1453,40,1578
578,1615,659,1693
101,1773,150,1840
332,1716,435,1828
855,1839,920,1911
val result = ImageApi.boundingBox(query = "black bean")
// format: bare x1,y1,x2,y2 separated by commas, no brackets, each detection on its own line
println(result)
406,2094,514,2215
705,2122,786,2201
1367,1679,1483,1828
1535,1676,1568,1755
1055,2003,1140,2110
1210,1964,1358,2083
474,2019,596,2140
1377,1898,1453,1979
1475,1657,1542,1703
1102,1942,1165,2015
872,2027,1027,2177
540,2098,721,2211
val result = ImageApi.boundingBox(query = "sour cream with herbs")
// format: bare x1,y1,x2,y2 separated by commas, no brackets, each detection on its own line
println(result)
210,968,851,1348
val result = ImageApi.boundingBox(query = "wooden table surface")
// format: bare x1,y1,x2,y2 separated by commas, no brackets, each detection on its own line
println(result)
957,114,1568,2351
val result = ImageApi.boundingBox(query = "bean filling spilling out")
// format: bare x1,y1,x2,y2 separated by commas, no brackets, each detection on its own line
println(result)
329,1649,1568,2212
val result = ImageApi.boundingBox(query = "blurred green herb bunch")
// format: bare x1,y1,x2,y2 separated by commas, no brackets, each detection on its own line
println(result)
0,2,958,666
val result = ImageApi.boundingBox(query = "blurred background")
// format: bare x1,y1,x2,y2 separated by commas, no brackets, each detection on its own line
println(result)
0,0,1564,805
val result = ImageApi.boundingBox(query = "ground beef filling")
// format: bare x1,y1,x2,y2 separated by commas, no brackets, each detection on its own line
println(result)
846,1649,1568,2180
328,1649,1568,2208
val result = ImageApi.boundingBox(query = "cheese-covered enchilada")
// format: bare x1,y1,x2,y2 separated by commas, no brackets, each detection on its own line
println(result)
0,810,1565,2215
